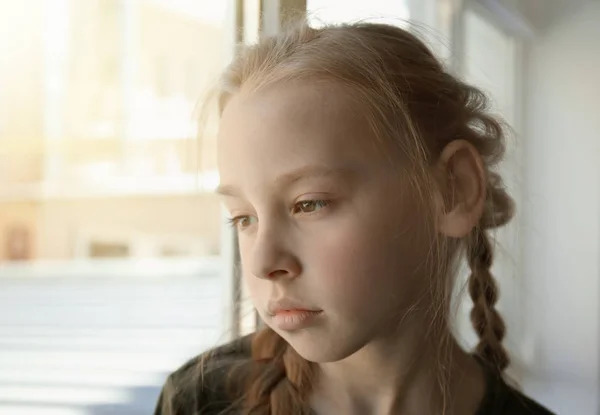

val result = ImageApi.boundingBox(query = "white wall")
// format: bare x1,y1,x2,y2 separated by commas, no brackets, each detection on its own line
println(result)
522,1,600,413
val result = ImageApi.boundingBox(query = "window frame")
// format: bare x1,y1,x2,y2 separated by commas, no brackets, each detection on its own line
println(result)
223,0,308,338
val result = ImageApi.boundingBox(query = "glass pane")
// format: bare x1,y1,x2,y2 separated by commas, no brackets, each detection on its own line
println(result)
0,0,236,413
307,0,410,27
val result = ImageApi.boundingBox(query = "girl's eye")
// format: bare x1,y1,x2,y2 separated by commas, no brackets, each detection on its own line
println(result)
228,200,330,230
227,215,257,230
293,199,330,214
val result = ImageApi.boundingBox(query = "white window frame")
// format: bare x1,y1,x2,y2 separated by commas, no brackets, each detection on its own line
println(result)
222,0,308,340
220,0,245,341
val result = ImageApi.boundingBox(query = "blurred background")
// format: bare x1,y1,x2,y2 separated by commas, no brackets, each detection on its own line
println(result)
0,0,597,414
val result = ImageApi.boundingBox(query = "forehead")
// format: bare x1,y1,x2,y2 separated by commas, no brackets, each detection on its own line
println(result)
217,82,380,180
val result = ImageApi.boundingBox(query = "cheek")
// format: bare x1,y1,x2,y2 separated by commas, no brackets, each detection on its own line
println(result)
236,239,261,302
305,209,431,310
243,269,268,305
305,222,401,300
239,266,274,319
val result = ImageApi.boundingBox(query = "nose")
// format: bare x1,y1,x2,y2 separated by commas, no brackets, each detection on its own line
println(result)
250,225,301,280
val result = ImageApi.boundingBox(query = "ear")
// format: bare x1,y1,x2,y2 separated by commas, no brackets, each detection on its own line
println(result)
436,140,486,238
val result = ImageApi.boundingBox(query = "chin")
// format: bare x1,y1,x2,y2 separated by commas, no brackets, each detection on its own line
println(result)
274,327,366,363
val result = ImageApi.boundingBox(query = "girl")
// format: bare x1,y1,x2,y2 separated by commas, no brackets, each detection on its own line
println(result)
154,19,555,415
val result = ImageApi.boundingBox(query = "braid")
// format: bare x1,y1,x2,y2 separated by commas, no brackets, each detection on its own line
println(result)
467,226,510,371
243,327,315,415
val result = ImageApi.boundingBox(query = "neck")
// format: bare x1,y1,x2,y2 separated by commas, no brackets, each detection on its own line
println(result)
310,315,487,415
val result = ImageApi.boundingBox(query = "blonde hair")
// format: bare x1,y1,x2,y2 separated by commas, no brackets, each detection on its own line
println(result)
216,18,514,415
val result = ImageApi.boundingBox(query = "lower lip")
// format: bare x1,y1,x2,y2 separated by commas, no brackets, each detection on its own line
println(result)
271,310,323,331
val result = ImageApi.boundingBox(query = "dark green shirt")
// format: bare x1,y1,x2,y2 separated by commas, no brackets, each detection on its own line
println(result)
154,334,555,415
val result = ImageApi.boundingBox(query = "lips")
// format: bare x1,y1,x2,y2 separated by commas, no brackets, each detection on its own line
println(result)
271,309,322,331
267,298,322,316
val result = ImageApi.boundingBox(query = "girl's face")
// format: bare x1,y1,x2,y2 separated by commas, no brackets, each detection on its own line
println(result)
217,83,435,362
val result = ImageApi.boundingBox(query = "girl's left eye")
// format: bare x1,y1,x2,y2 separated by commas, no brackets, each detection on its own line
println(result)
292,199,331,214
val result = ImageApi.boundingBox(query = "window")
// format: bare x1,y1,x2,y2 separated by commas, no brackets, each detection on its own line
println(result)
307,0,410,26
155,55,170,98
0,1,241,413
89,241,131,258
184,58,200,101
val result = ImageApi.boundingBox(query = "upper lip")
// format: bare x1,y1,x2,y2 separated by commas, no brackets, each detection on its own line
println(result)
267,298,322,316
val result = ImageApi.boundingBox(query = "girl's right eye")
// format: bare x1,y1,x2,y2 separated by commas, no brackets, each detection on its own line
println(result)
227,215,257,231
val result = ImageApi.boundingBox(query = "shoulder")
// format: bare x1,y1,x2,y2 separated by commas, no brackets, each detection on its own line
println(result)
154,334,254,415
497,388,556,415
478,372,556,415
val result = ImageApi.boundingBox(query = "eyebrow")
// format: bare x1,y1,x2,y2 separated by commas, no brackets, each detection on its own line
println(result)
216,164,354,197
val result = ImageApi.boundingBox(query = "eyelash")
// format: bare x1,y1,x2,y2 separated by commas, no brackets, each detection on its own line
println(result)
227,199,332,231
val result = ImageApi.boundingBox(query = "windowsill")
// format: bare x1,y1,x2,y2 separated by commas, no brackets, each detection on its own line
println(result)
0,256,222,279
